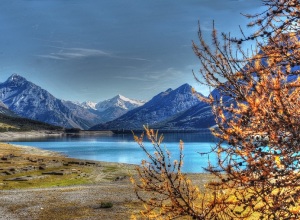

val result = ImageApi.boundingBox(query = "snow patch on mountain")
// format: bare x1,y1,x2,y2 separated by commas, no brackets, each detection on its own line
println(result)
0,101,7,109
81,101,97,110
96,94,146,112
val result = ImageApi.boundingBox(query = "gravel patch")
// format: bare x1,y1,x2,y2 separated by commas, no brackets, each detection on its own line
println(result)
0,183,138,220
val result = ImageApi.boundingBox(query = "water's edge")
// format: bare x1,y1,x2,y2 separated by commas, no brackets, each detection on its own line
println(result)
3,132,217,173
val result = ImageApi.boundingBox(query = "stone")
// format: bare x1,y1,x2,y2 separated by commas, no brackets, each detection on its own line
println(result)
4,177,28,181
114,176,127,181
68,161,80,165
2,171,13,175
42,171,64,175
39,165,46,170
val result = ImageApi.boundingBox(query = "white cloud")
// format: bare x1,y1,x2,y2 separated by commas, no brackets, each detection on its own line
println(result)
37,54,67,60
37,48,111,60
124,57,150,62
37,47,150,63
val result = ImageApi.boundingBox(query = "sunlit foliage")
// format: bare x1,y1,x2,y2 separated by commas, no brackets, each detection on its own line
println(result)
132,0,300,219
132,127,234,219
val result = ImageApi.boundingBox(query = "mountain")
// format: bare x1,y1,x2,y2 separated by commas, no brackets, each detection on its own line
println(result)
94,94,146,122
77,95,146,123
0,74,100,129
61,100,104,126
96,94,145,112
90,84,203,130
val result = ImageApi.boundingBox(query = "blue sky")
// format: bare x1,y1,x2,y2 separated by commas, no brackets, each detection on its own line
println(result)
0,0,263,102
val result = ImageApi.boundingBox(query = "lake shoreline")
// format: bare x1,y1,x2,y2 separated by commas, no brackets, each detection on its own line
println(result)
4,142,138,167
1,130,215,173
0,130,114,141
0,130,64,141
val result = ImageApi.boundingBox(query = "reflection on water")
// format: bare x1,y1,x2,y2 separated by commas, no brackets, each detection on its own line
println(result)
9,133,218,173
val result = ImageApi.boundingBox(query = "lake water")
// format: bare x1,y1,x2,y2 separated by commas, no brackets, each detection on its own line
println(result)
8,132,218,173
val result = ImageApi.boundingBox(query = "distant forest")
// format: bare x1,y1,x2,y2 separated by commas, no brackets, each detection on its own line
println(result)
0,114,63,132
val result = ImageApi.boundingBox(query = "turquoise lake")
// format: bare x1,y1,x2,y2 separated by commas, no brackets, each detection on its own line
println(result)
8,132,218,173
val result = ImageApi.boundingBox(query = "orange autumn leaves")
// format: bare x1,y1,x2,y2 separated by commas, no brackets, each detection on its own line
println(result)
132,0,300,219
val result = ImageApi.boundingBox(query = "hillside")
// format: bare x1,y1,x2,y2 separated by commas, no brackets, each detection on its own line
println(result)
151,101,214,130
0,113,63,132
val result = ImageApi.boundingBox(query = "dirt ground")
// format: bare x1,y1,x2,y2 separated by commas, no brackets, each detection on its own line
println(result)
0,183,140,220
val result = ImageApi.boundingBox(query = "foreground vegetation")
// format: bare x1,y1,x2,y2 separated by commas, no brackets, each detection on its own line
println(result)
132,0,300,219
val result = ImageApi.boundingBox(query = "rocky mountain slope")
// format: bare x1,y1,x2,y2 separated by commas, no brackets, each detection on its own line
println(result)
151,101,214,130
0,101,18,117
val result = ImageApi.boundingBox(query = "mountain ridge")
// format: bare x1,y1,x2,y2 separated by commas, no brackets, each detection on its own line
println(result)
90,83,207,130
0,74,218,131
0,74,100,129
0,74,148,129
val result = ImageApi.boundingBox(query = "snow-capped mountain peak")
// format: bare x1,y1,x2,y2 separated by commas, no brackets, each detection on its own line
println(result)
96,94,146,112
81,101,97,110
6,74,27,83
8,73,23,80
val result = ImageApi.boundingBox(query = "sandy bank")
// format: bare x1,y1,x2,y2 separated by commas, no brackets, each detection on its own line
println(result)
0,130,64,141
0,130,114,141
